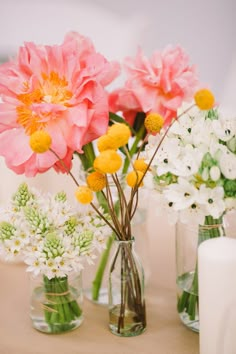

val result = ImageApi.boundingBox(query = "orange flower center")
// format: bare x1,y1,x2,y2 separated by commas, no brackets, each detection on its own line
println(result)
16,72,72,134
158,87,175,100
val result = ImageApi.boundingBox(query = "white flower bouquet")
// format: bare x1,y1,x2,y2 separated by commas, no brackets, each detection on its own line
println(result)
0,183,110,333
144,104,236,329
145,106,236,224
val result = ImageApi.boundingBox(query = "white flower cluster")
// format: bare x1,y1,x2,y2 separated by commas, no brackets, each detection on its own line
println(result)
0,184,111,278
144,105,236,224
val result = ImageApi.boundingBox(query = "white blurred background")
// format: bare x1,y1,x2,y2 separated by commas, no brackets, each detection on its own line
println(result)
0,0,235,288
1,0,235,98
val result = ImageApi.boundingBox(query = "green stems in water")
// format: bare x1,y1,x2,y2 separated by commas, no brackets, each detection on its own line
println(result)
177,215,225,324
109,240,146,336
43,275,82,333
91,234,114,300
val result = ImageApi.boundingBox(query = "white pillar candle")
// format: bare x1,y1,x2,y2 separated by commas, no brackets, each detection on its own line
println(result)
198,237,236,354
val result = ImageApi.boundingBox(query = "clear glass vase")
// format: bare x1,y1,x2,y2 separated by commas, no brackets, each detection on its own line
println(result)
108,238,146,337
176,215,226,332
30,271,83,334
83,207,150,306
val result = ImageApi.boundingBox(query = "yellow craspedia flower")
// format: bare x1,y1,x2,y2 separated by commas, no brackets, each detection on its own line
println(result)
194,89,215,110
97,134,118,152
144,113,164,133
29,130,52,153
75,186,93,204
107,123,131,147
86,171,106,192
126,170,144,188
93,150,122,174
133,159,149,173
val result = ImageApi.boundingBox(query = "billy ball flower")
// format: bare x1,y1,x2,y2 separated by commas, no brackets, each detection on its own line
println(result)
75,186,93,204
144,113,164,134
29,130,52,153
126,170,144,188
107,123,131,147
133,159,149,173
97,134,118,152
93,150,122,174
194,89,215,110
86,171,106,192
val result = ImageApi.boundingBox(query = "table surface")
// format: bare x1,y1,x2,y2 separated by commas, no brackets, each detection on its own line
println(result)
0,261,199,354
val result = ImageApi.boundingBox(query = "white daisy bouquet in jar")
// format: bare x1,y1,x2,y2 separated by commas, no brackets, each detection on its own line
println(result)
0,183,110,333
144,97,236,328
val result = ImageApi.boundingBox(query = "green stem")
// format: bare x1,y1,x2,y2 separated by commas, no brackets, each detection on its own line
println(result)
92,234,114,301
43,275,82,333
177,215,225,323
77,142,96,172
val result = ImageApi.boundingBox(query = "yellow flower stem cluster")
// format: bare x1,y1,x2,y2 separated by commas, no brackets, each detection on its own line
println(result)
93,123,135,239
28,89,215,241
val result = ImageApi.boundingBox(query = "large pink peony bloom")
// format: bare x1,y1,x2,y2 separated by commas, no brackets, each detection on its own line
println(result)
0,32,120,176
109,45,199,126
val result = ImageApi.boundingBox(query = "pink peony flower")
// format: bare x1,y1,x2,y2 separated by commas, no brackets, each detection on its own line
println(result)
109,45,199,126
0,32,120,176
109,88,141,126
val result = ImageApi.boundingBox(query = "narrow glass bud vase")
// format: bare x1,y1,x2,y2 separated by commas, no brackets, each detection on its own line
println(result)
108,238,146,336
176,215,226,332
30,271,83,334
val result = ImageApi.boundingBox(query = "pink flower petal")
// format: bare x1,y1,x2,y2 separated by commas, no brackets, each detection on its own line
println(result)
0,31,117,175
0,129,33,166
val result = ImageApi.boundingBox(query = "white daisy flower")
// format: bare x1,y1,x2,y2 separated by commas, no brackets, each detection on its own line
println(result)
179,201,206,225
212,112,236,142
163,178,198,210
172,145,203,177
218,149,236,179
198,185,225,218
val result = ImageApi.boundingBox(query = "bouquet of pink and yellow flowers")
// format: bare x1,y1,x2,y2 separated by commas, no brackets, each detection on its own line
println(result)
0,31,211,336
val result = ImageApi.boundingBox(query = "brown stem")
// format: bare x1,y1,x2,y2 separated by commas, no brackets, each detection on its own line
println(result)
136,134,149,159
133,104,195,197
118,247,125,333
49,148,119,238
112,174,131,239
124,244,142,305
111,174,125,235
49,149,80,187
105,175,124,240
130,189,139,220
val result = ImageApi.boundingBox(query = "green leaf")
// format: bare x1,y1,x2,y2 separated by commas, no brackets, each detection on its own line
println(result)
109,112,136,135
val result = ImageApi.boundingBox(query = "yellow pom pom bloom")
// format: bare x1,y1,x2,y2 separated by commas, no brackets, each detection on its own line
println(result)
29,130,52,153
133,159,149,173
194,89,215,110
144,113,164,133
86,171,106,192
75,186,93,204
107,123,131,147
94,150,122,174
126,170,144,188
97,134,118,152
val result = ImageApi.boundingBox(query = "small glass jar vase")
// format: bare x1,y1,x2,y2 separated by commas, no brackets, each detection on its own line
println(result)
83,207,150,306
108,238,146,337
176,215,226,332
30,271,83,334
